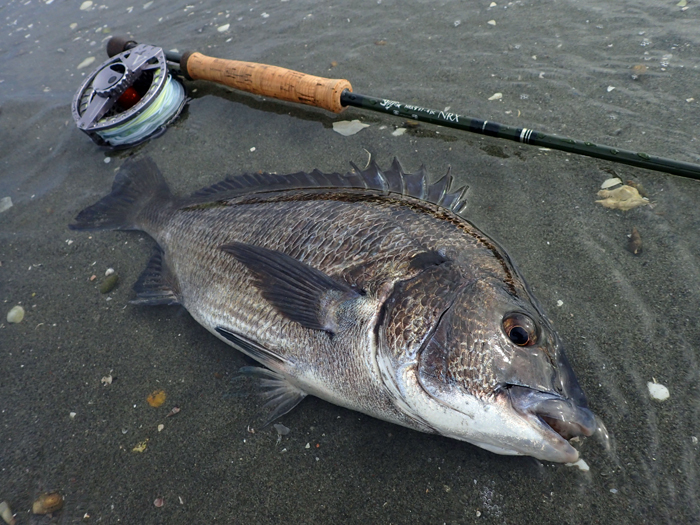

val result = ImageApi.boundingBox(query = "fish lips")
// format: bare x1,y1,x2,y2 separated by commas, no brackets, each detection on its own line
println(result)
506,384,597,454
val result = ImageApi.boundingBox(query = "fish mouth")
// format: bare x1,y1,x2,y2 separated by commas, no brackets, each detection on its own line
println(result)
507,384,597,460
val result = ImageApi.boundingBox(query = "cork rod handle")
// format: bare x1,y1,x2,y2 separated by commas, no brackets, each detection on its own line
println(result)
181,52,352,114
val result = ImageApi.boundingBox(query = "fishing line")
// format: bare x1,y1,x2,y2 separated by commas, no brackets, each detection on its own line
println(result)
95,73,185,146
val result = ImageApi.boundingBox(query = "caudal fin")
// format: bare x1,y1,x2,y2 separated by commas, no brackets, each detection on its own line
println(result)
69,157,171,231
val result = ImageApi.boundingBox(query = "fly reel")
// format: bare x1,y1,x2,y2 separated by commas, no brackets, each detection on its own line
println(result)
71,43,186,148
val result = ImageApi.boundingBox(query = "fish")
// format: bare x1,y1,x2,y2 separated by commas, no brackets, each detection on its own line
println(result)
70,157,600,463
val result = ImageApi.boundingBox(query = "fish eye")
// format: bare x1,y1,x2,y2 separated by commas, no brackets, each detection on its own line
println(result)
502,313,537,346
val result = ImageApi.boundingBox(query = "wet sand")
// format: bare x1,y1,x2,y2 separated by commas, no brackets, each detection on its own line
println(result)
2,0,700,523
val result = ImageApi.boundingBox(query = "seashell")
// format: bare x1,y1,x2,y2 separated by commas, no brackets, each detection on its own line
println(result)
32,492,64,515
0,501,17,525
600,177,622,189
596,185,650,211
6,305,24,324
647,381,670,401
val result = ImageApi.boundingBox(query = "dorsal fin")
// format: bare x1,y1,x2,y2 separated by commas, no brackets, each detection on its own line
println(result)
188,158,469,214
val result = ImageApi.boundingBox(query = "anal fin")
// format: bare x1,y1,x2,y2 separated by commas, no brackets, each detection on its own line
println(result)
238,366,307,427
131,246,181,305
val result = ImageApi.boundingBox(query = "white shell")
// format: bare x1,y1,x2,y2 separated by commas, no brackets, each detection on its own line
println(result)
332,120,369,136
647,382,670,401
0,197,12,213
0,501,16,525
565,458,590,471
6,305,24,324
601,177,622,189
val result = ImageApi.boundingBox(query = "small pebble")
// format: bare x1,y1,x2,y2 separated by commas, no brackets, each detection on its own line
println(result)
100,273,119,294
154,497,164,508
217,23,230,32
647,382,670,401
32,492,64,515
628,227,642,255
7,305,25,324
69,412,76,419
626,180,649,198
147,390,167,408
105,267,115,277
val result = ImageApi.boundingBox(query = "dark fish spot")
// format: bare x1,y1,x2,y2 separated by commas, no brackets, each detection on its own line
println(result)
409,250,448,271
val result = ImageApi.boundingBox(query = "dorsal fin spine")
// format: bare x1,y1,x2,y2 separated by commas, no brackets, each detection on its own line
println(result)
189,159,469,214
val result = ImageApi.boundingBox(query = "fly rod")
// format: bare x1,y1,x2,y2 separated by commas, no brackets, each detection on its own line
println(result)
72,36,700,182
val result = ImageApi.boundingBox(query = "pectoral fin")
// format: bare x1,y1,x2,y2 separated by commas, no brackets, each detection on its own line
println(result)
220,242,360,334
215,326,287,369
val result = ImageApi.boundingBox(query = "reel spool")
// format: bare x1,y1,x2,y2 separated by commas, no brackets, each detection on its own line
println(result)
71,43,187,148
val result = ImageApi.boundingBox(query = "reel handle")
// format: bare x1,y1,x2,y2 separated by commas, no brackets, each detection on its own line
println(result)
180,51,352,114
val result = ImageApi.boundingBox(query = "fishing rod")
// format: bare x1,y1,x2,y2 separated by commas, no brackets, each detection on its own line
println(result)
72,36,700,181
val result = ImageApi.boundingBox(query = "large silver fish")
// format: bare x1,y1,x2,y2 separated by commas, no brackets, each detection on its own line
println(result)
71,157,599,463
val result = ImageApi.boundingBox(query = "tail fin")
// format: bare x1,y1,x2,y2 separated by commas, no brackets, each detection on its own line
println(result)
69,157,172,231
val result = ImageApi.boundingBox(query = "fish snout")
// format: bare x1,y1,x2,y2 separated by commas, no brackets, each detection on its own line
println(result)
508,385,597,440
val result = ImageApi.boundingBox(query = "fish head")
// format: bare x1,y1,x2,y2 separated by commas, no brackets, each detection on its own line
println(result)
390,277,598,463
